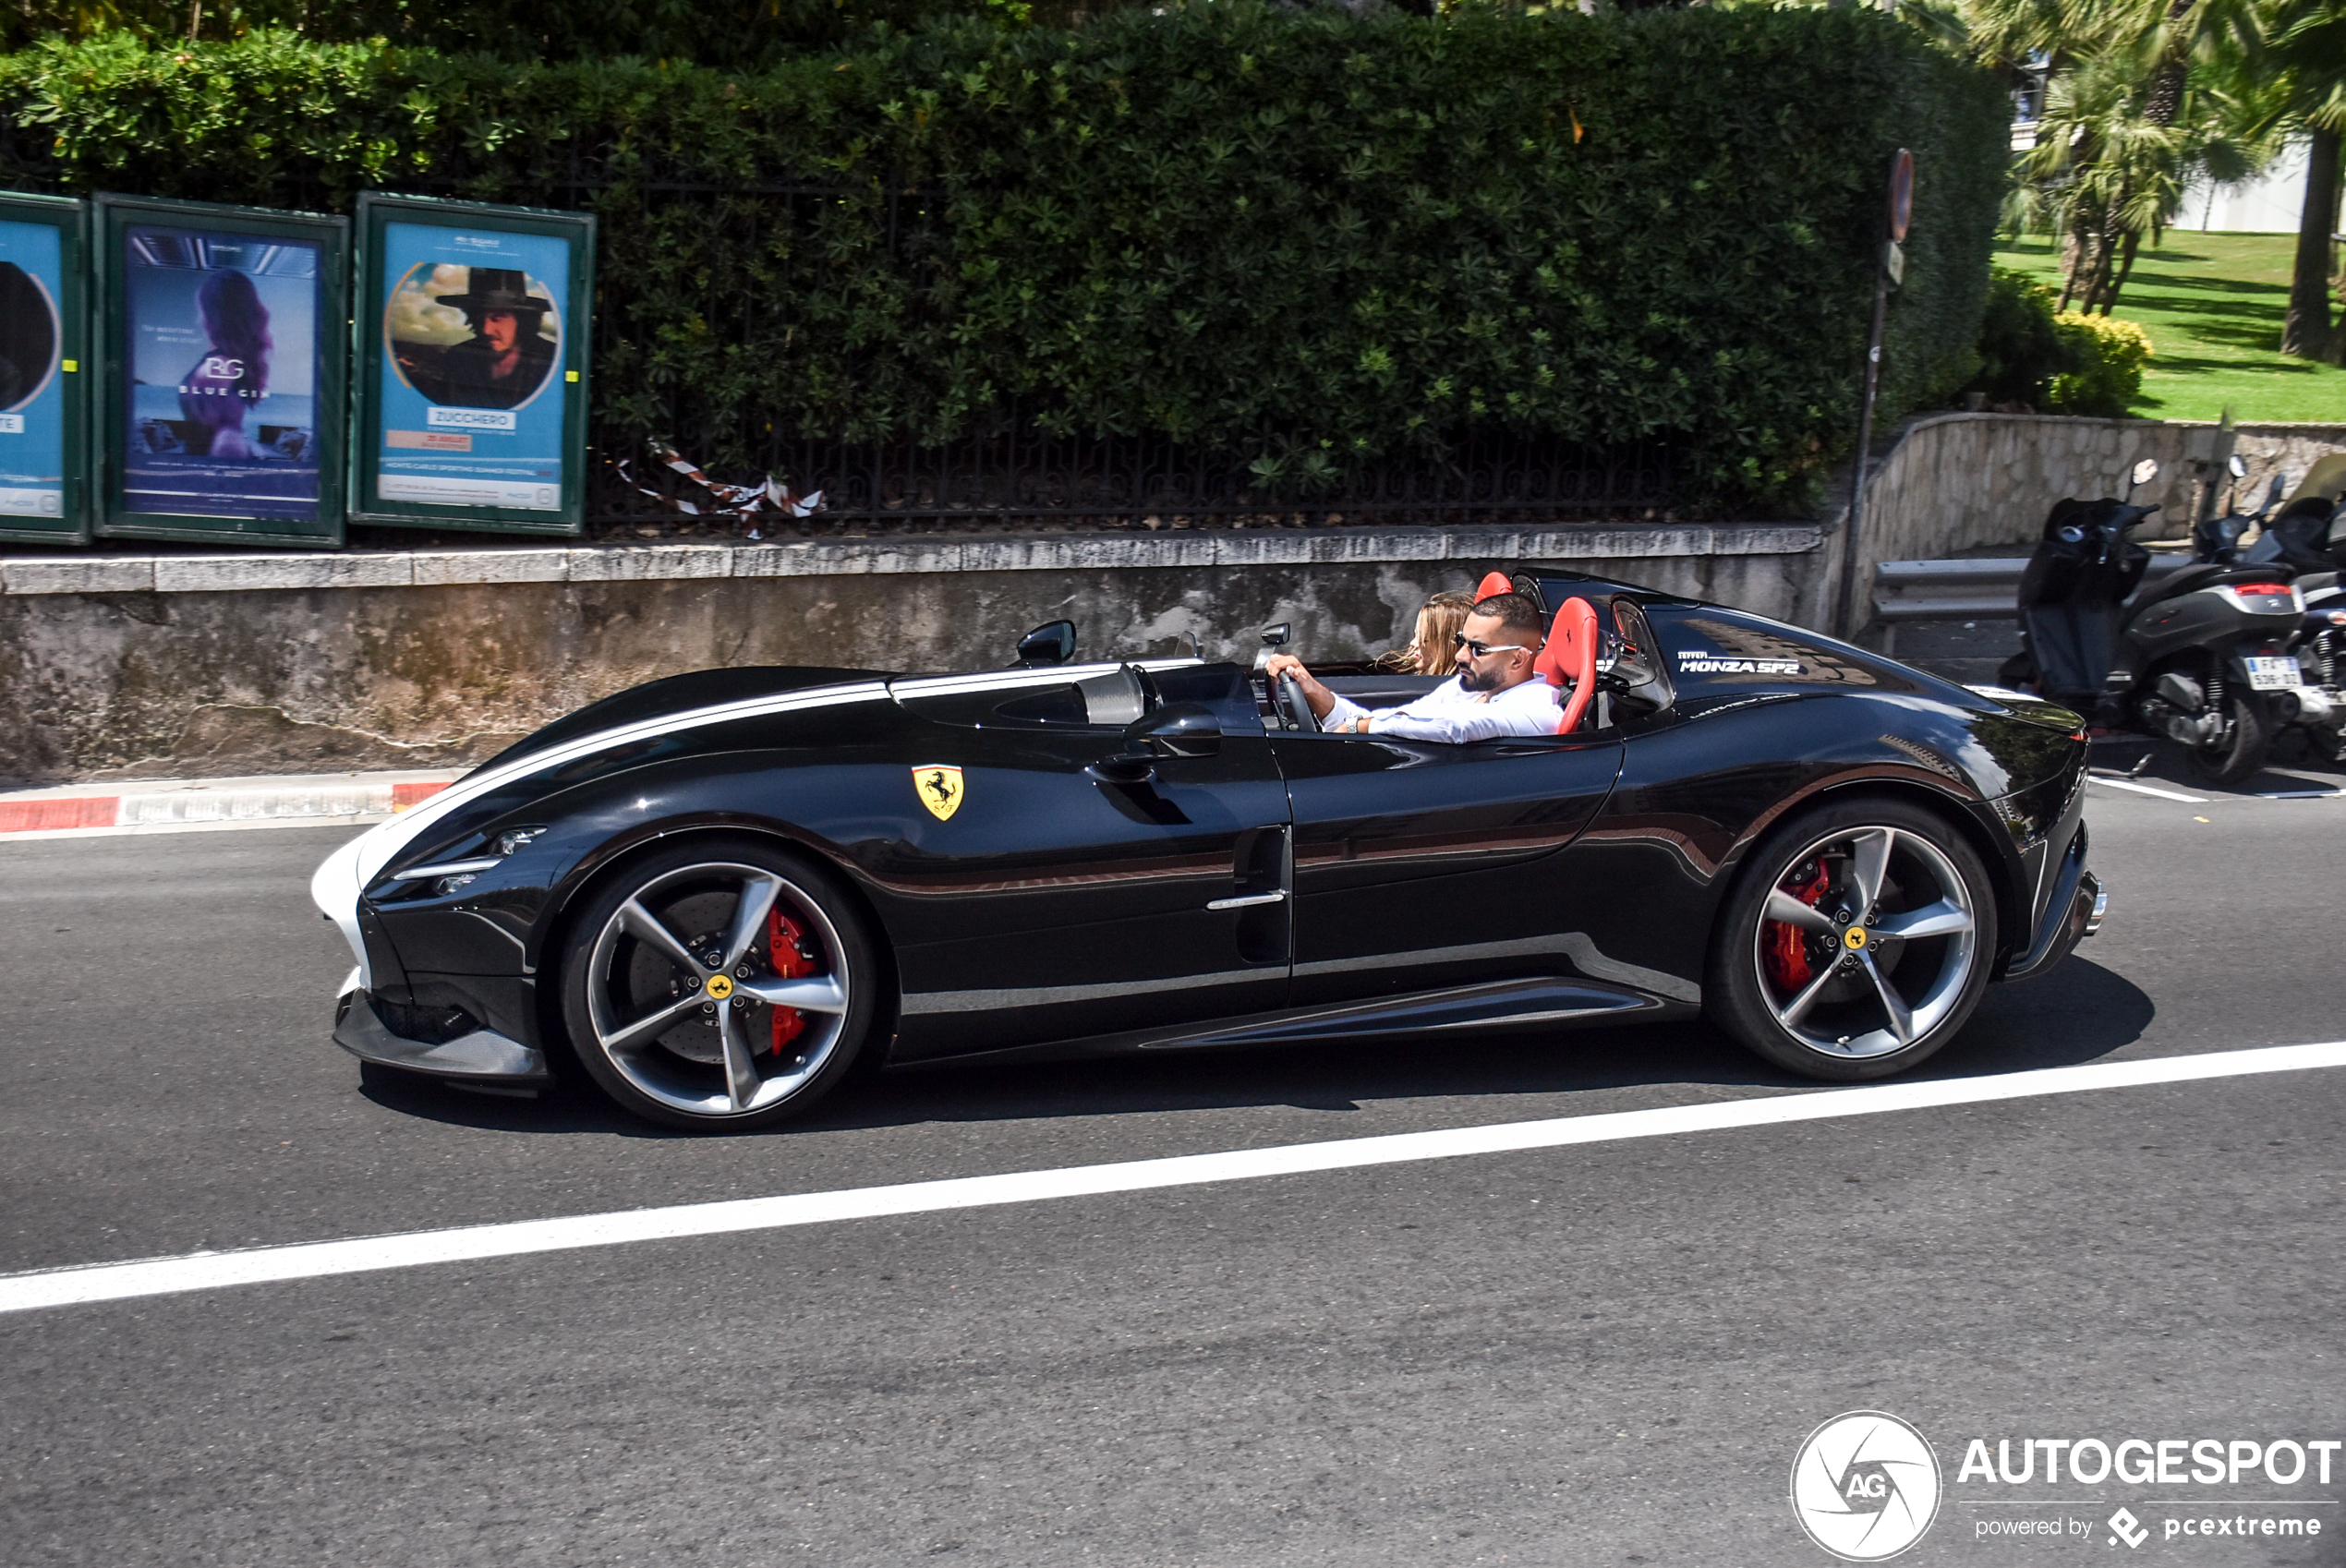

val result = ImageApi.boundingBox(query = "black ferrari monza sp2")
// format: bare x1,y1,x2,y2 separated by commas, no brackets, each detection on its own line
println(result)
313,567,2103,1130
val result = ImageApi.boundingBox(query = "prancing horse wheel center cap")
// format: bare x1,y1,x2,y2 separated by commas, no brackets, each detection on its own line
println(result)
705,973,735,1000
1843,926,1868,952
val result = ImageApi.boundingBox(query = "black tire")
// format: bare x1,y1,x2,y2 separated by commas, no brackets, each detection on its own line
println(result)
1707,796,1999,1081
558,837,880,1131
2180,685,2270,787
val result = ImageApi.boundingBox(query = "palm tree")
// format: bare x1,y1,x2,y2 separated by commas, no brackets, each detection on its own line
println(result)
2010,54,2184,312
2256,1,2346,359
1963,0,2268,312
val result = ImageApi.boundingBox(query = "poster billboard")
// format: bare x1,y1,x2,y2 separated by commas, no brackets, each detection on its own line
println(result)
351,194,593,536
0,192,89,546
94,194,346,548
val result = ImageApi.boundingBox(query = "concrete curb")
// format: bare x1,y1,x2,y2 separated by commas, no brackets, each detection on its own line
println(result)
0,523,1825,597
0,774,453,834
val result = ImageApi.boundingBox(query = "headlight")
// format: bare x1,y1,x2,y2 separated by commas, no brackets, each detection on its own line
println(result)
387,826,548,898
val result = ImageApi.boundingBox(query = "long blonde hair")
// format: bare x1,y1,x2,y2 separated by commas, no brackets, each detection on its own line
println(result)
1374,588,1476,674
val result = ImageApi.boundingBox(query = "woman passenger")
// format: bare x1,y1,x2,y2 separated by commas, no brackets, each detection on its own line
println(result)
1373,589,1475,676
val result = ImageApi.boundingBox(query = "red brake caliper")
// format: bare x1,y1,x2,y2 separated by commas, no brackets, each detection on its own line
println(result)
767,905,813,1056
1762,860,1831,992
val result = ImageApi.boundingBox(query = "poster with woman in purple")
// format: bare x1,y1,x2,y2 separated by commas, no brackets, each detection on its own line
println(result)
122,225,321,520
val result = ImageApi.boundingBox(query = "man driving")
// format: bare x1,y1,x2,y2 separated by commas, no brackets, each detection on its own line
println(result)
1264,591,1561,742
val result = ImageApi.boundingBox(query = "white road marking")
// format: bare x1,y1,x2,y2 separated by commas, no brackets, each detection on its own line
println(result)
2254,789,2344,801
2087,776,2210,803
4,1040,2340,1316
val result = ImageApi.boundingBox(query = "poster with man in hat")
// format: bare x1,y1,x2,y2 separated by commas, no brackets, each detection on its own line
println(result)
365,210,582,520
390,265,559,410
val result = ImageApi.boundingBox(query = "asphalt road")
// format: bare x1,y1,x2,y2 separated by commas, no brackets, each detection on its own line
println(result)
2,765,2341,1567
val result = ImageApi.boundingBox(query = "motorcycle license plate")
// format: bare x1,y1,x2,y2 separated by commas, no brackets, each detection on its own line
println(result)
2245,657,2302,691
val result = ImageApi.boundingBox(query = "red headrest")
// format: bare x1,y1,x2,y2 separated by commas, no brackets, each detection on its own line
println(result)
1474,571,1515,601
1534,597,1601,734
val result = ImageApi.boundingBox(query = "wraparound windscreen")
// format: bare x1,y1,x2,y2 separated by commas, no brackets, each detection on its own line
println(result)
352,196,592,536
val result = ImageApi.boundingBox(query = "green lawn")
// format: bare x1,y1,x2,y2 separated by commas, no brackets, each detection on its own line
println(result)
1995,232,2346,423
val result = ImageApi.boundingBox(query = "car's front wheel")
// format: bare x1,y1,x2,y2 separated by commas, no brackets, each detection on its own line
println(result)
559,838,878,1130
1707,797,1998,1080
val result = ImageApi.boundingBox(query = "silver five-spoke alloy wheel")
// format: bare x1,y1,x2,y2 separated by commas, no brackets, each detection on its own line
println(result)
1710,798,1998,1080
561,841,876,1128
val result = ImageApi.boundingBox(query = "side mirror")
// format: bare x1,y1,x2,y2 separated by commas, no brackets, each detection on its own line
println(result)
2130,458,2160,488
1260,622,1289,648
1016,620,1077,667
1123,702,1222,759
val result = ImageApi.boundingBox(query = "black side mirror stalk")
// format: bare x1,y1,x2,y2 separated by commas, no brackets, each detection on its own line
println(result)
1126,702,1222,758
1083,754,1155,786
1084,704,1224,786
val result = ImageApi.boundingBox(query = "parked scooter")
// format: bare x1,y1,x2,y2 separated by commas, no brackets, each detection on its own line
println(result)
2242,454,2346,762
1999,457,2306,786
2188,452,2284,564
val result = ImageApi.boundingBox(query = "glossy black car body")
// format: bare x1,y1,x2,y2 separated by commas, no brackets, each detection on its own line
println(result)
313,567,2102,1126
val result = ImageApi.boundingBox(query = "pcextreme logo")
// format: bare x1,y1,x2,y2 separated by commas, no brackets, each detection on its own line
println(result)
1792,1411,1943,1562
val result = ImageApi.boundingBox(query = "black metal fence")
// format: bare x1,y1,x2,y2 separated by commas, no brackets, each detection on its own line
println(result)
588,427,1684,534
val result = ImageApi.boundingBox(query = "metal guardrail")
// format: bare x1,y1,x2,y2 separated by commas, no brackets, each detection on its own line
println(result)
1869,554,2195,655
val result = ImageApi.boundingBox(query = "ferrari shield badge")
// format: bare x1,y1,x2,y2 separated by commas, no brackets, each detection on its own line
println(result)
913,765,965,822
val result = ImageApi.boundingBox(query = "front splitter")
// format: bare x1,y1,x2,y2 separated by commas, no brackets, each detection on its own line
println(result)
333,987,550,1088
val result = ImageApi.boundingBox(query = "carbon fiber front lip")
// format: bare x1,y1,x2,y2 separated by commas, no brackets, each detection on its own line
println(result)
333,988,549,1084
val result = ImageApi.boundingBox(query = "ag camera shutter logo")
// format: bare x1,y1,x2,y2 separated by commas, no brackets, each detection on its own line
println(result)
1791,1411,1941,1561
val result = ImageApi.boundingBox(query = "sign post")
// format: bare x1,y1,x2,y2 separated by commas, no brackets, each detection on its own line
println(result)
1838,148,1913,640
0,193,90,545
92,194,347,548
348,193,594,537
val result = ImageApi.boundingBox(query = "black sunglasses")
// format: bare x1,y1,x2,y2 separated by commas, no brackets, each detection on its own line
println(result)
1452,634,1530,658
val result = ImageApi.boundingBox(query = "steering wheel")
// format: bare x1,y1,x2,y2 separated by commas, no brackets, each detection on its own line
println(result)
1277,670,1322,733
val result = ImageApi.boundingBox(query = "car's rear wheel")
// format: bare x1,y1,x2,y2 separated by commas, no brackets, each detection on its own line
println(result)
1708,798,1997,1080
559,838,878,1130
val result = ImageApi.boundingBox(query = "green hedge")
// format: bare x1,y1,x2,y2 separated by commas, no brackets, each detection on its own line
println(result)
0,0,1031,66
0,6,2009,513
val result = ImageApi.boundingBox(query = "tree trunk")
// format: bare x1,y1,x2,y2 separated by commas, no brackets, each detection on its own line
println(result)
2142,0,2195,125
2075,204,2121,316
2103,228,2143,316
2061,208,2103,312
2281,125,2341,361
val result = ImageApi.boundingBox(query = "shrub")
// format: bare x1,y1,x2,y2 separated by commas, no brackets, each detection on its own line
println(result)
2047,311,2153,416
1965,265,2072,408
0,5,2010,515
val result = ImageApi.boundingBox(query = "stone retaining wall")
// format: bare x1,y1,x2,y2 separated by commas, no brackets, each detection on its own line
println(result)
7,415,2339,785
1842,414,2346,621
0,523,1827,783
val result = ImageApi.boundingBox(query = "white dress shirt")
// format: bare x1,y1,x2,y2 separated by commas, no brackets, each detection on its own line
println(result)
1321,673,1561,743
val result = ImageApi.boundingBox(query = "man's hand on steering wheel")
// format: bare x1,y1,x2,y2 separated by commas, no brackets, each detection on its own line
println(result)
1263,653,1337,722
